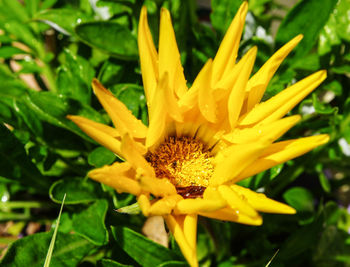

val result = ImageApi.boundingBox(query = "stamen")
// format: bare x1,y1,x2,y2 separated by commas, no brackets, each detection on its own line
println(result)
146,137,214,198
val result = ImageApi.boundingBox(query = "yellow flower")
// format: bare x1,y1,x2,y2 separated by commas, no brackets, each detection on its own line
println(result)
68,2,329,266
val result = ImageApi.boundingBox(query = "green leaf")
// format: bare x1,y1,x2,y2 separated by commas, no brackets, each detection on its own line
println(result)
41,0,58,10
98,60,125,86
283,187,314,213
35,8,90,35
0,0,29,22
312,94,338,115
276,0,338,60
0,101,12,120
111,226,181,267
16,58,43,74
110,84,148,124
3,20,43,57
72,199,109,246
100,258,133,267
318,14,341,55
331,64,350,75
0,124,49,191
88,146,116,168
0,46,27,59
26,0,40,17
0,231,95,267
292,53,320,71
75,22,138,60
0,65,29,92
276,214,323,261
324,80,342,96
57,49,95,104
264,68,296,98
49,178,103,204
24,91,105,142
315,163,331,193
13,99,43,137
333,0,350,42
157,261,188,267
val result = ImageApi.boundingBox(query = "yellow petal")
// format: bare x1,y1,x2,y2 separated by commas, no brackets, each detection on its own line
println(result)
245,35,303,111
164,214,198,267
212,2,248,84
203,186,222,199
139,176,176,197
138,194,151,216
198,59,217,123
179,59,213,110
159,8,187,98
227,46,257,128
235,134,330,182
92,79,147,139
231,185,296,214
138,6,158,104
223,115,301,144
199,207,262,226
174,197,226,214
121,134,154,177
146,76,169,148
183,214,197,251
160,72,183,122
218,185,258,218
88,162,141,195
148,195,183,216
67,115,122,156
210,141,270,186
239,70,327,126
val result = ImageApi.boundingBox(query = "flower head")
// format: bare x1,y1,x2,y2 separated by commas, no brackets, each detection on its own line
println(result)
68,2,329,266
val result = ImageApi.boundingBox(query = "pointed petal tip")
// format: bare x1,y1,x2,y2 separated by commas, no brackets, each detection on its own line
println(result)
141,5,147,14
317,134,330,144
275,204,297,214
320,69,327,79
311,69,327,82
66,114,74,120
247,45,258,57
91,78,109,95
294,34,303,42
66,114,84,123
240,1,249,15
160,6,170,17
139,6,148,29
91,78,103,92
284,114,302,126
286,206,297,214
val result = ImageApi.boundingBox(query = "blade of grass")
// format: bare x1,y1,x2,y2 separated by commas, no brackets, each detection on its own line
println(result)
265,249,279,267
43,193,66,267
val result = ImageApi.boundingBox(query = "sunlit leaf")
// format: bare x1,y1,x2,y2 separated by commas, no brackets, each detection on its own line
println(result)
0,231,95,267
88,146,116,168
276,0,337,60
35,8,90,35
49,178,103,204
72,199,109,246
112,226,182,267
283,187,314,212
75,22,138,60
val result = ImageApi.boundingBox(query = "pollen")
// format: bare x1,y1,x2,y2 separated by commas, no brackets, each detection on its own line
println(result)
146,137,214,189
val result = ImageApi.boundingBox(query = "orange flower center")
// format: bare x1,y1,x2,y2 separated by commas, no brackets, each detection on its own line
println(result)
146,137,214,198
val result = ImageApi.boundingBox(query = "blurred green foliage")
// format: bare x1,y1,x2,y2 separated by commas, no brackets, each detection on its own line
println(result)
0,0,349,266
